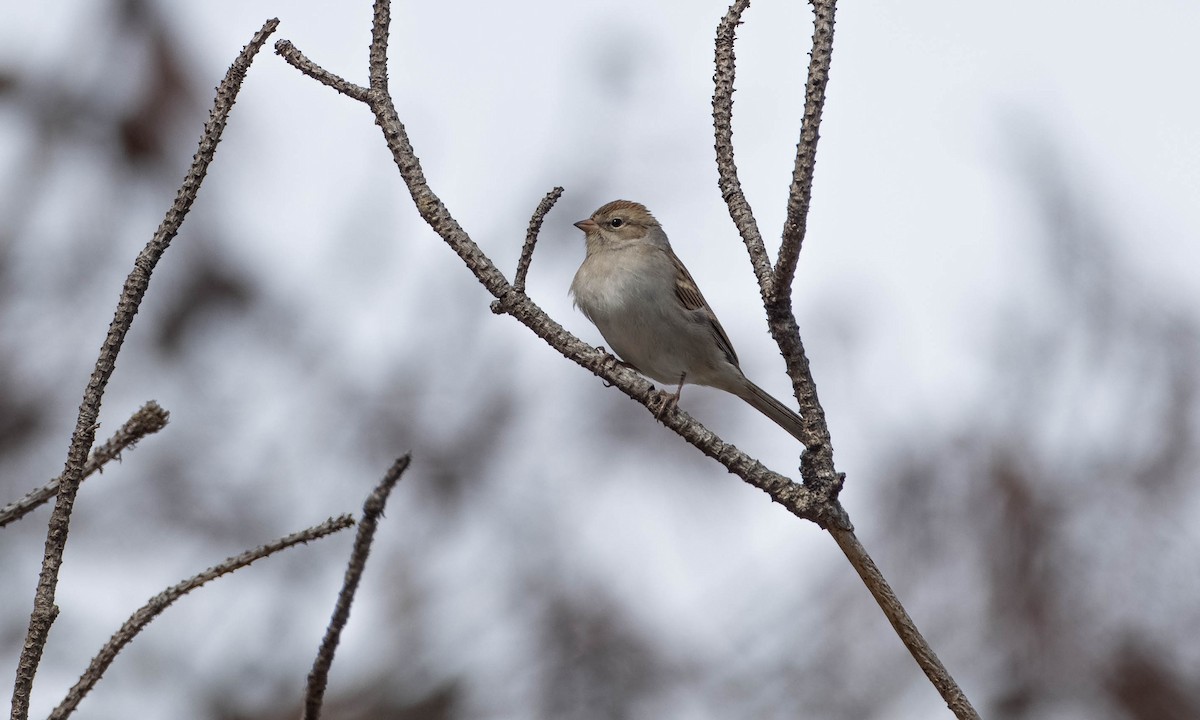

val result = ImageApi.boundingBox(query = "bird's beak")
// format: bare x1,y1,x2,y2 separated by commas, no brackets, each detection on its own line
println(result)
574,218,599,233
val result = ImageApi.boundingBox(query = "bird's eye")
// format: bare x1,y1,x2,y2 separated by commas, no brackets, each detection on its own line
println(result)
609,218,624,228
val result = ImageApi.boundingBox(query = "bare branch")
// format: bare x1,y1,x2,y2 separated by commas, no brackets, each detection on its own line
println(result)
509,187,563,301
48,515,356,720
303,455,412,720
713,0,774,296
275,40,370,103
9,19,280,720
830,528,982,720
0,402,169,529
772,0,837,304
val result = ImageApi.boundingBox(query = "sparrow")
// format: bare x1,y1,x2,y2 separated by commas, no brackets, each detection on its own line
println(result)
570,200,805,442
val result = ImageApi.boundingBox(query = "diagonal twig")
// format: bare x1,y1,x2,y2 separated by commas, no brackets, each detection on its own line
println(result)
303,455,412,720
0,401,169,529
48,515,356,720
9,19,280,720
714,0,841,496
275,39,370,102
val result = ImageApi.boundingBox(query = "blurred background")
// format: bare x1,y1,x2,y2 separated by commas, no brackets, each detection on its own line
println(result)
2,1,1199,718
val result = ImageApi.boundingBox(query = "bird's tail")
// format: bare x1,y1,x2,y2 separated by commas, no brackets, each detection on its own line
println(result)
734,379,806,443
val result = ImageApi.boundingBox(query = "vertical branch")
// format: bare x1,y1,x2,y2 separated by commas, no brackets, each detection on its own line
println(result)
771,0,837,305
713,0,774,297
8,19,279,720
712,3,979,717
712,0,839,495
368,0,391,92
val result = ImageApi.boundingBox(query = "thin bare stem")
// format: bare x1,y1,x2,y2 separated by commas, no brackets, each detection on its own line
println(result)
48,515,355,720
713,0,774,297
9,20,279,720
368,0,391,92
830,528,981,720
275,40,370,102
303,456,411,720
772,0,837,304
0,402,169,528
513,187,563,296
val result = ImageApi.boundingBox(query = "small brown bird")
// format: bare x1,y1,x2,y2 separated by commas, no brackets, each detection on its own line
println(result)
570,200,805,442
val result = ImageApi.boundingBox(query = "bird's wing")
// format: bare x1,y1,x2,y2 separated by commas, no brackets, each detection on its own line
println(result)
668,248,740,368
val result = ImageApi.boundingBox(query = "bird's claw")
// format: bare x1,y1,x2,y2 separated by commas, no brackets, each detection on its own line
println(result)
654,389,680,420
596,347,633,387
654,374,686,420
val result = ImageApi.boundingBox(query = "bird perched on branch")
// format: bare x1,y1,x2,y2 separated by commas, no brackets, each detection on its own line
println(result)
570,200,805,443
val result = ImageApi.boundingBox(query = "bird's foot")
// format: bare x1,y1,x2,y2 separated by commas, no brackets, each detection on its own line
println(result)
653,373,687,420
597,347,633,387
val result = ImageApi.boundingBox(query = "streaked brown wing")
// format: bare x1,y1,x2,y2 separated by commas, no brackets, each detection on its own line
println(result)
668,249,740,368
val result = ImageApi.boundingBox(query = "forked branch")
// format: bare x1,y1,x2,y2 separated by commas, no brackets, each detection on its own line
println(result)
774,0,837,304
713,2,979,717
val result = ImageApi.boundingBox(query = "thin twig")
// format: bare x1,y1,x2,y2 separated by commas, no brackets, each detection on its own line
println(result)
0,402,169,528
303,455,411,720
830,528,982,720
48,515,356,720
713,0,774,296
275,40,370,102
513,187,563,295
9,19,279,720
772,0,837,304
